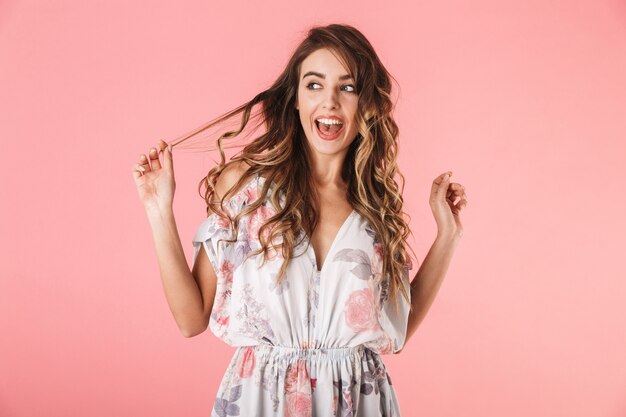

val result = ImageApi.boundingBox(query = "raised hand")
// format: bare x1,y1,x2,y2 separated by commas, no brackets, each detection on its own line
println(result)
429,171,468,239
132,139,176,211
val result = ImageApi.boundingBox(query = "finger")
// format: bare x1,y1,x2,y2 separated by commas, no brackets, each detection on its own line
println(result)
447,182,465,201
160,140,174,174
447,185,463,197
431,172,447,186
139,154,151,171
435,171,452,183
436,172,452,201
132,163,145,180
149,147,161,170
457,193,468,209
431,171,452,194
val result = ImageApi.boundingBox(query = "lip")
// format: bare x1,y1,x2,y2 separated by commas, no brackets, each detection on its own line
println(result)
315,114,344,123
314,116,345,141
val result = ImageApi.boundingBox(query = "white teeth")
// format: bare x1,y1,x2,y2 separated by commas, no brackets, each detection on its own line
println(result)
316,118,343,125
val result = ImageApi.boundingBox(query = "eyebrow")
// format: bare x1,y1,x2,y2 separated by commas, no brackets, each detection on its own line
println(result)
302,71,353,81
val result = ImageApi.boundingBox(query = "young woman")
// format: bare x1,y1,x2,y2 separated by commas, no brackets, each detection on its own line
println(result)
132,23,467,417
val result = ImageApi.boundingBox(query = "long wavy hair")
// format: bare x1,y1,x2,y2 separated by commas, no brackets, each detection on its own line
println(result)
171,23,417,313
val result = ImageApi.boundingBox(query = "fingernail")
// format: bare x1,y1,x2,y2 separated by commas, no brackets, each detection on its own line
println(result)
138,166,145,171
444,174,450,180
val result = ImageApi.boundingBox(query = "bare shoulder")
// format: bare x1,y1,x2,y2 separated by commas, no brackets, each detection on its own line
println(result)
212,160,253,203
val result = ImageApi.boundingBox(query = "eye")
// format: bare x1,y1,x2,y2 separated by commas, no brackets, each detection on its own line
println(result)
306,82,321,90
342,84,356,93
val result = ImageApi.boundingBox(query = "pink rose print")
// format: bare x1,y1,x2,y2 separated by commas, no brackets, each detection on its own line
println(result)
212,311,230,338
285,391,312,417
243,184,259,204
215,315,229,327
215,214,231,229
345,288,378,332
247,206,276,242
285,365,297,393
285,360,310,393
236,346,256,379
247,205,281,260
284,360,312,417
366,334,393,355
214,260,234,312
219,260,234,285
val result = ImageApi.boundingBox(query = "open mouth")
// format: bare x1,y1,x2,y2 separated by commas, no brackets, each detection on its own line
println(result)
314,118,344,140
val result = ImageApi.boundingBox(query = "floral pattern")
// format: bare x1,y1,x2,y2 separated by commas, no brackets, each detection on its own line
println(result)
345,288,379,333
192,173,411,416
284,360,313,417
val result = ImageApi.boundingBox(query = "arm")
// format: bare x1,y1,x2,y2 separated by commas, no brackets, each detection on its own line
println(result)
147,160,252,338
404,232,460,345
401,170,468,349
146,207,211,338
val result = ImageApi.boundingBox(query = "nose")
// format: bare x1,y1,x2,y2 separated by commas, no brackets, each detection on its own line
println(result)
322,87,339,109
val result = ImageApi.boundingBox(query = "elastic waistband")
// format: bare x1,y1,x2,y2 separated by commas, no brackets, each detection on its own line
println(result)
249,343,366,361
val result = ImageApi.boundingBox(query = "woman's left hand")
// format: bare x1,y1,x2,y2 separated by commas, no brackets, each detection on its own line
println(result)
430,171,468,239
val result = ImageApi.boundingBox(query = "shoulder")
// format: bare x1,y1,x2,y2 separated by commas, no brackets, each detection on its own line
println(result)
212,160,254,204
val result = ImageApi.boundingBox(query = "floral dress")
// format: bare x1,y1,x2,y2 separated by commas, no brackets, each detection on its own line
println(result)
192,173,411,417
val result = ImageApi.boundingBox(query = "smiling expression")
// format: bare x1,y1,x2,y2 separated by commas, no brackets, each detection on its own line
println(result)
296,48,360,156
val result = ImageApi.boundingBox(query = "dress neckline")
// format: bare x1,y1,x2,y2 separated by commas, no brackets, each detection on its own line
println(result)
304,209,357,274
207,172,358,274
255,173,357,274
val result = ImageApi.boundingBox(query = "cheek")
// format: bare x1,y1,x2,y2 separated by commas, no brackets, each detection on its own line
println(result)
345,100,359,122
348,110,360,132
299,112,313,133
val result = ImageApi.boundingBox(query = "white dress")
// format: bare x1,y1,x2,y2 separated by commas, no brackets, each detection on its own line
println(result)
192,172,411,417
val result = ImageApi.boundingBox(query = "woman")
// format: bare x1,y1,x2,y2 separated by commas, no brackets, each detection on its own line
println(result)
132,23,467,417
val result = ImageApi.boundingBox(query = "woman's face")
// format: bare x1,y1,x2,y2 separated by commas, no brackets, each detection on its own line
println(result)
296,48,360,157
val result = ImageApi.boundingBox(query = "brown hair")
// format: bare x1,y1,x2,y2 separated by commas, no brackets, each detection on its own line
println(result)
171,23,417,313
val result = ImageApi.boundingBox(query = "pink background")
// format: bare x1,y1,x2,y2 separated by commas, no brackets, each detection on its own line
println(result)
1,0,625,416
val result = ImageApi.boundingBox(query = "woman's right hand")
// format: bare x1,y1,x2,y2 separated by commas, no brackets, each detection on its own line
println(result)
132,139,176,211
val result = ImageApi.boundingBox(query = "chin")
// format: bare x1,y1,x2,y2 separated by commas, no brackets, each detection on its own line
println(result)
308,137,356,156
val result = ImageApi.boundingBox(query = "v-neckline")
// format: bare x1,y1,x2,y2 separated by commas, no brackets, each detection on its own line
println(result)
255,174,357,274
305,209,357,274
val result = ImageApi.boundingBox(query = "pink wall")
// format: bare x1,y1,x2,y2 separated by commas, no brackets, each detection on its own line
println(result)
1,0,625,416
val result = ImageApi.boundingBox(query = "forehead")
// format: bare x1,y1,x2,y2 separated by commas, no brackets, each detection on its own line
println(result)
300,48,351,77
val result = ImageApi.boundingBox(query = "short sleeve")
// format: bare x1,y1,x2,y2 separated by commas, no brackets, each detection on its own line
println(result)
191,173,259,271
379,270,412,354
191,212,234,274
